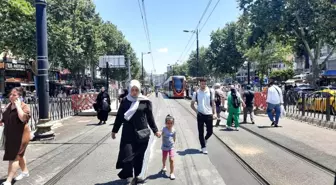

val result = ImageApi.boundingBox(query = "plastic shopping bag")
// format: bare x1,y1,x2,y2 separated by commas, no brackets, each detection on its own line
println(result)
280,105,286,117
0,126,4,150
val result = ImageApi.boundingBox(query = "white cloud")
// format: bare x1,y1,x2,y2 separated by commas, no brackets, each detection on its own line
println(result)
157,48,168,53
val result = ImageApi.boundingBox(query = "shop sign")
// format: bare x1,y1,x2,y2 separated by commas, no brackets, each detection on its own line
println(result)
5,63,27,71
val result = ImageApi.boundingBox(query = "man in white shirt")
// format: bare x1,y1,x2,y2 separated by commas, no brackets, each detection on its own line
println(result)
191,79,216,154
266,80,284,127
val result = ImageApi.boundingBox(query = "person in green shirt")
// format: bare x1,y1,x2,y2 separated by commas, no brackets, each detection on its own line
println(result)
227,86,245,131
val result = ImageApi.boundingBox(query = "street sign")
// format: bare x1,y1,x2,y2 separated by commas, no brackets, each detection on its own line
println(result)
99,55,126,68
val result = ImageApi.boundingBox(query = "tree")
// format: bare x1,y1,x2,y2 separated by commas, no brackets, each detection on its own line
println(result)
269,68,295,82
206,22,245,77
187,46,210,77
244,38,293,85
0,0,35,59
238,0,336,83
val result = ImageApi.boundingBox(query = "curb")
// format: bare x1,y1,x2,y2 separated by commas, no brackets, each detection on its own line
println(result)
285,113,336,130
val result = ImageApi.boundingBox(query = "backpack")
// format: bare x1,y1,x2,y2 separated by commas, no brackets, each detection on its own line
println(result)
231,91,240,109
215,91,221,106
195,90,213,106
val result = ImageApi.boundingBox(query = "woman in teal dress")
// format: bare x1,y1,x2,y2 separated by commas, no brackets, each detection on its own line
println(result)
227,86,245,131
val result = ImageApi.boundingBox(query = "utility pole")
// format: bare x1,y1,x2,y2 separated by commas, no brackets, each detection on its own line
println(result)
141,52,144,83
141,52,150,84
196,29,199,78
247,61,251,85
34,0,53,140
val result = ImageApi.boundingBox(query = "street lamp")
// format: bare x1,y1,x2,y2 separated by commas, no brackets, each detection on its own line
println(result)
34,0,53,140
183,29,199,78
141,51,151,84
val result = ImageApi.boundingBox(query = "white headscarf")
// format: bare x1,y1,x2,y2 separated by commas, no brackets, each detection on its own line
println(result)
124,80,149,121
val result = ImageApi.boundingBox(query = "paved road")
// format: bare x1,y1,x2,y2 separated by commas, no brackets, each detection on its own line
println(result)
1,93,335,185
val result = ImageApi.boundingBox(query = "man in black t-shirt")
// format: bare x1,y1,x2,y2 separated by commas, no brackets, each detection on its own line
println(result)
243,85,255,124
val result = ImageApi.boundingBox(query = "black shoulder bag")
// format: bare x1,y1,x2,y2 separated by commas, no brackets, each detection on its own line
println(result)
132,101,151,143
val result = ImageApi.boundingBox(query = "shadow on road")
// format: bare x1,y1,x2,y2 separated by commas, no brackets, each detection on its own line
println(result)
177,148,201,156
257,126,283,129
219,128,235,132
145,170,169,181
95,179,126,185
86,123,101,126
334,171,336,185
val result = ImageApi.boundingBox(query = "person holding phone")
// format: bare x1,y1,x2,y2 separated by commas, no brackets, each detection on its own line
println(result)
0,87,31,185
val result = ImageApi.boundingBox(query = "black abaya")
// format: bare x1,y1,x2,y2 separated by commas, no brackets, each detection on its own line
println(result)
96,91,111,122
112,98,158,179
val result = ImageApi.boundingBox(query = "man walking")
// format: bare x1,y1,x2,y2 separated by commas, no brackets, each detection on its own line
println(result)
213,83,225,126
191,79,216,154
266,80,283,127
243,85,255,124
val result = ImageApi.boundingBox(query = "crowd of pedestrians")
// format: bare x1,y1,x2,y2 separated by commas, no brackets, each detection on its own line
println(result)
0,77,285,185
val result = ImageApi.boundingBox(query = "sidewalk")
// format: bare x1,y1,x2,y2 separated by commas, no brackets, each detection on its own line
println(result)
0,115,116,184
219,111,336,172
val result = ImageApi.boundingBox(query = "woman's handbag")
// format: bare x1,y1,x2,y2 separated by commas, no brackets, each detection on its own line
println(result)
135,128,151,143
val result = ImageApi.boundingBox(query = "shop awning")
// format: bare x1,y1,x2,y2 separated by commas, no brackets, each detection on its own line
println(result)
323,70,336,76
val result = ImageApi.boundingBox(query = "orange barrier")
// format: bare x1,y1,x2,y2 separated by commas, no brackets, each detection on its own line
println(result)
71,93,98,111
254,92,267,110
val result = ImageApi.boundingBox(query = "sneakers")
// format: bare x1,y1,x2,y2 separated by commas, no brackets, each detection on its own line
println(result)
235,127,239,131
170,173,176,180
15,172,29,181
2,182,11,185
201,147,208,154
162,166,167,172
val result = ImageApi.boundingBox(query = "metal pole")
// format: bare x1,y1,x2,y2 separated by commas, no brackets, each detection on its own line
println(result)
106,61,109,91
36,0,49,120
247,61,251,85
141,52,144,83
196,29,199,78
34,0,53,140
128,58,131,82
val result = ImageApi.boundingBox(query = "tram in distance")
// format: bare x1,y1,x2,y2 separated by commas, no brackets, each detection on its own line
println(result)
163,76,186,98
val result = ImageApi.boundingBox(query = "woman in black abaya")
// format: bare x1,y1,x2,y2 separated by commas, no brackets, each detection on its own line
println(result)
112,80,160,184
96,87,111,125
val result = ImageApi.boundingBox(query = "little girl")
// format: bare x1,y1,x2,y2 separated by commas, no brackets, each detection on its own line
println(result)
160,114,176,180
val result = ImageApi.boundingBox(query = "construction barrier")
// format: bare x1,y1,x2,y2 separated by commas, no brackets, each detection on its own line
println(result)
71,93,98,112
254,92,267,110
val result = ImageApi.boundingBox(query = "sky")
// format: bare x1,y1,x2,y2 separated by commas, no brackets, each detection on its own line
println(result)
93,0,241,74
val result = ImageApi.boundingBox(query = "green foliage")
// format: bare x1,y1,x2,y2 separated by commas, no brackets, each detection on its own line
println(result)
245,39,293,75
206,22,245,76
186,46,210,77
238,0,336,81
0,0,35,59
269,69,295,82
1,0,141,81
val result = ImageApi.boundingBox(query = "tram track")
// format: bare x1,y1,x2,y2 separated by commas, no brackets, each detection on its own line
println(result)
43,93,159,185
173,98,270,185
176,98,336,183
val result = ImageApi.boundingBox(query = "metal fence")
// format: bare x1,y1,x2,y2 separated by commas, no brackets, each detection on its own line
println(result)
284,91,336,122
0,97,75,131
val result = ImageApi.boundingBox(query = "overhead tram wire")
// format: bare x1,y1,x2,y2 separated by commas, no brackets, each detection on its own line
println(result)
137,0,156,73
177,0,213,63
200,0,221,32
179,0,221,62
141,0,156,72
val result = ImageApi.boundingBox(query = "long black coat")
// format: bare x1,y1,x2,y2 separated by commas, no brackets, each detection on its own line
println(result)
112,98,158,169
96,91,111,111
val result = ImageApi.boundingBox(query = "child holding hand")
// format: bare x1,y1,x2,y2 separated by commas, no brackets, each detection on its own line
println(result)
160,114,176,180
